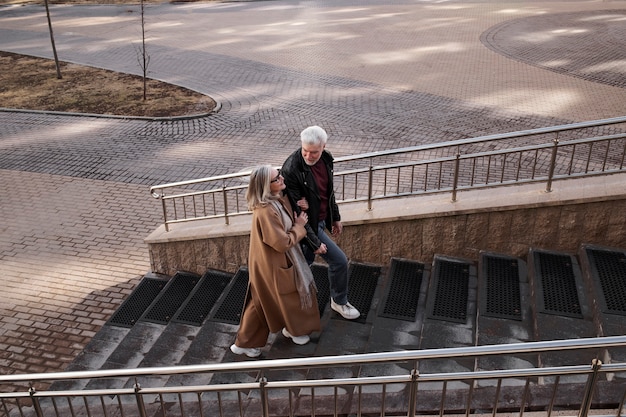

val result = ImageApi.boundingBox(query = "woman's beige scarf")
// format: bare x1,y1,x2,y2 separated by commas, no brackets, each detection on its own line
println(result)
271,200,317,309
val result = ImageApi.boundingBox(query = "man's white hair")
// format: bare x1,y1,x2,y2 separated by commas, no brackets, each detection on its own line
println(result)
300,125,328,146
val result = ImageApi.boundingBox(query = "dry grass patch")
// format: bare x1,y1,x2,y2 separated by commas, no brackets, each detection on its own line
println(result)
0,51,216,117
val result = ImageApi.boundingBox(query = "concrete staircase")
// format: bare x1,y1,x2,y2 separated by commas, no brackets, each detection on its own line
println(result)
52,243,626,412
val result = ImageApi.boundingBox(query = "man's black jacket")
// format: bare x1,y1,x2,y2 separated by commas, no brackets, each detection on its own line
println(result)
281,148,341,252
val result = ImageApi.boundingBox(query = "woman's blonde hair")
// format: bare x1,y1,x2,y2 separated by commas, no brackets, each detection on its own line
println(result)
246,165,279,210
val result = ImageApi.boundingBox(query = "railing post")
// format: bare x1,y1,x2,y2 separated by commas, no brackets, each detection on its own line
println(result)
222,185,230,225
367,164,374,211
407,367,419,417
546,133,560,192
578,359,602,417
259,377,269,417
451,152,461,202
134,378,148,417
28,384,44,417
160,193,170,232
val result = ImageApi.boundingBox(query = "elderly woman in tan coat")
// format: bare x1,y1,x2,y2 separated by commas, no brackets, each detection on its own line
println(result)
230,165,322,358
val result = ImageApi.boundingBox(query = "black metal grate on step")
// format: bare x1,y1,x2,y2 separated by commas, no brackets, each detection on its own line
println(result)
333,263,380,323
210,268,249,325
312,263,330,318
428,259,470,323
140,272,201,325
107,277,167,328
586,248,626,316
482,255,522,320
172,269,232,326
536,252,582,317
379,258,424,321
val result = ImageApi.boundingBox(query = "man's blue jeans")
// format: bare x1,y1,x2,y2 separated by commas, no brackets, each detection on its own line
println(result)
304,221,349,305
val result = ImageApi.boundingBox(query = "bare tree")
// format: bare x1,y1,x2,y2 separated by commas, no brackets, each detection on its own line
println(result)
137,0,150,100
44,0,62,79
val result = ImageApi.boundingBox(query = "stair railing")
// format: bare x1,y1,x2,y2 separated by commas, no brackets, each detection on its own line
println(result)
150,116,626,231
1,336,625,417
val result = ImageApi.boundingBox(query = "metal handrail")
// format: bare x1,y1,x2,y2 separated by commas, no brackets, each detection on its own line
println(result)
2,335,624,384
150,116,626,230
1,336,625,417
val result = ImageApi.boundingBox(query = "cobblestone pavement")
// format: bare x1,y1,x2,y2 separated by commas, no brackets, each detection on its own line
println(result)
0,0,625,385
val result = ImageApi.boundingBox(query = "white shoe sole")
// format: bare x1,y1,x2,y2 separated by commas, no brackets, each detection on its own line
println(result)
282,328,310,345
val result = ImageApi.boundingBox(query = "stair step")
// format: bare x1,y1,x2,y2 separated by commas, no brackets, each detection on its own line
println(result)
476,252,536,376
529,248,596,372
50,244,626,411
209,267,249,325
140,271,201,325
378,258,425,321
420,255,477,375
107,274,168,327
579,244,626,369
172,269,232,326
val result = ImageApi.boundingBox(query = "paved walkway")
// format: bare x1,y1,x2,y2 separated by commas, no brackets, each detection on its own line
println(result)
0,0,625,386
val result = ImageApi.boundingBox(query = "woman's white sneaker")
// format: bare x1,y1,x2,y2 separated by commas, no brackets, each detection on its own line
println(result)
230,344,261,358
282,328,310,345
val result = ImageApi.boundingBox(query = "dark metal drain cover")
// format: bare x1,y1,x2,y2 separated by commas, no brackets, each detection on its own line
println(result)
172,269,232,326
210,268,249,325
333,262,380,323
140,271,201,325
107,277,167,328
534,251,582,318
481,254,522,320
428,259,470,323
585,247,626,316
379,258,424,321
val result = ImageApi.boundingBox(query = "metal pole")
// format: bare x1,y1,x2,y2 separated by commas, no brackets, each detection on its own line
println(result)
160,193,170,232
451,152,461,202
407,368,419,417
222,185,230,225
367,164,374,211
29,384,44,417
134,378,148,417
260,377,269,417
546,133,560,192
578,359,602,417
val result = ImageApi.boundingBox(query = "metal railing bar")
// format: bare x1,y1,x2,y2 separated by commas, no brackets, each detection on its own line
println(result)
547,375,560,417
159,185,248,201
2,336,624,385
147,117,626,198
586,142,594,173
150,171,253,196
160,211,250,226
492,378,502,417
330,116,626,164
439,380,448,417
520,377,531,417
602,140,610,171
12,361,623,403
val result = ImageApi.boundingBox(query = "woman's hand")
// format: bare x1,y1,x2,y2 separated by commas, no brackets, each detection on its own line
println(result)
294,211,308,227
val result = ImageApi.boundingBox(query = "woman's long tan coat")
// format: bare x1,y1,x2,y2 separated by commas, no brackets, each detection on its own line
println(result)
235,195,321,348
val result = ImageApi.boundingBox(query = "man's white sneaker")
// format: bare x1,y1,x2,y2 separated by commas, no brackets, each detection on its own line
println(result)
331,300,360,320
230,344,261,358
282,328,310,345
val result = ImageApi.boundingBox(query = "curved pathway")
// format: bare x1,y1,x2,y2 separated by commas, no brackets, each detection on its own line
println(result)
0,0,625,385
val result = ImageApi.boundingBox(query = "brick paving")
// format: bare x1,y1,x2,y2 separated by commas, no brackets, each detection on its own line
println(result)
0,0,625,389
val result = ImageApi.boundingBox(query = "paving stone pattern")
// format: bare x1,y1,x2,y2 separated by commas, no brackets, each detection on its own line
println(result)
0,0,625,389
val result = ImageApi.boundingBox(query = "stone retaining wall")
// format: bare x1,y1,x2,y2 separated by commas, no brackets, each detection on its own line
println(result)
145,175,626,276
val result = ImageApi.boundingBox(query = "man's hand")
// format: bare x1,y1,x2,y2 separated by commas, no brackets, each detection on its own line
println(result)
296,197,309,211
331,221,343,236
314,243,328,255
